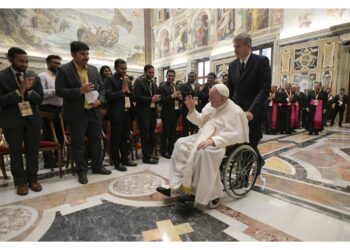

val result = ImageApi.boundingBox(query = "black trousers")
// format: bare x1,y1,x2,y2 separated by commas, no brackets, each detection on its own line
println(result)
248,123,264,175
39,104,63,166
161,112,177,155
3,118,41,185
110,112,131,166
332,106,345,126
137,110,156,160
67,110,103,174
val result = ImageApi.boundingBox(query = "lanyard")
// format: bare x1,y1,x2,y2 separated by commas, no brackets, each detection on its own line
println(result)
147,80,153,96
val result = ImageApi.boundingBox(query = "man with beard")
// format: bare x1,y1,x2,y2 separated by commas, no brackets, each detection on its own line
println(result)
227,33,271,175
55,41,111,185
38,55,63,169
179,72,197,137
0,47,43,195
198,72,217,112
306,82,327,135
331,88,349,127
105,59,137,171
158,69,182,159
133,64,160,164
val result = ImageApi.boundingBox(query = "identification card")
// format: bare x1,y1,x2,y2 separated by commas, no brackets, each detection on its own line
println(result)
339,101,343,106
193,96,198,105
125,96,131,108
150,102,155,108
175,100,179,110
18,101,33,117
269,101,272,106
314,100,318,106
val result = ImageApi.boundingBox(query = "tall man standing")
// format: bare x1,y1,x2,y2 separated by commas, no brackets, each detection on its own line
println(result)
0,47,43,195
38,55,63,169
133,64,160,164
227,33,271,175
55,41,111,185
331,88,348,127
105,59,137,171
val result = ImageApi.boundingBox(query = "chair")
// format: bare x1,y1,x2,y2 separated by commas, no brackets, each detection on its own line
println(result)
0,128,9,179
39,112,63,178
59,113,76,175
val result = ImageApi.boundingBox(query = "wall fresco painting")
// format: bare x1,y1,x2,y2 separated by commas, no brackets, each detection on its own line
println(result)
217,9,235,41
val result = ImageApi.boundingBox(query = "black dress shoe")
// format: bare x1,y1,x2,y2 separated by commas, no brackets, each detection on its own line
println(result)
115,164,127,172
143,158,158,164
151,156,159,161
161,153,171,159
156,186,171,197
92,167,112,175
78,172,88,184
177,192,195,203
122,161,138,167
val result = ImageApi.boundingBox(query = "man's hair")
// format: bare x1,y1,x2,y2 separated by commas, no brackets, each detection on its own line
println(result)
70,41,89,54
127,75,134,81
144,64,154,72
166,69,176,76
222,73,228,78
207,72,217,79
340,88,345,91
7,47,27,60
188,71,197,76
114,58,126,69
233,33,252,46
46,55,62,63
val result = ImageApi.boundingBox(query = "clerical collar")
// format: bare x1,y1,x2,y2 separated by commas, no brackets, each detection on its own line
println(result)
240,51,251,65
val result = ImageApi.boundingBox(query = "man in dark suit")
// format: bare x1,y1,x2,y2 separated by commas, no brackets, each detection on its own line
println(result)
133,65,160,164
198,72,217,112
227,33,271,175
55,41,111,184
105,59,137,171
179,72,197,137
158,69,182,159
331,88,348,127
0,47,43,195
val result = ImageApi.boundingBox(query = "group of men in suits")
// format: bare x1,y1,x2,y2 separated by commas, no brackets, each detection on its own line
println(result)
0,32,283,196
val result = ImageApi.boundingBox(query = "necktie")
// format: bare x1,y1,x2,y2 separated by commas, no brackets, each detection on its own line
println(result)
16,72,22,84
240,62,245,76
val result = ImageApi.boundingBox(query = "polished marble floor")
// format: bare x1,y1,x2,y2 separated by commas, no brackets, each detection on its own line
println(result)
1,125,350,242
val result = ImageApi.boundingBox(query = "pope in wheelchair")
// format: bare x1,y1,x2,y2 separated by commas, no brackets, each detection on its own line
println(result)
157,84,256,209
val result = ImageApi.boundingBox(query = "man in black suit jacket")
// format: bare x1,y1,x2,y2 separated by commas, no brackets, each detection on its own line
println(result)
197,72,217,112
133,65,160,164
158,69,182,159
0,47,43,195
227,33,271,175
105,59,137,171
55,41,111,184
179,72,197,137
331,88,348,127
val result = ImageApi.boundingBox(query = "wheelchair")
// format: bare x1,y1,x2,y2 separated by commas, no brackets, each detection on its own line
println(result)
177,143,259,212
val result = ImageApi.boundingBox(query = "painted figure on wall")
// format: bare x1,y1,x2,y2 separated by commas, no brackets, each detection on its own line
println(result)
175,23,187,53
294,46,318,70
217,9,235,41
247,9,269,32
160,30,170,57
195,12,209,48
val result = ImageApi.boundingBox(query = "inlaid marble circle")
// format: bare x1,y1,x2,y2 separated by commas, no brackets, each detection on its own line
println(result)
0,205,38,241
109,174,166,197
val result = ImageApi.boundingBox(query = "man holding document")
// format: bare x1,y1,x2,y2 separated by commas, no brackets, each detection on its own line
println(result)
55,41,111,184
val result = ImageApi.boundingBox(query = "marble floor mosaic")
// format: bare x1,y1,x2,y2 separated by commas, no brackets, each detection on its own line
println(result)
1,125,350,242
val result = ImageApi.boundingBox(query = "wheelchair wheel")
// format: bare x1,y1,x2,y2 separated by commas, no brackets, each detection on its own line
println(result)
221,144,258,198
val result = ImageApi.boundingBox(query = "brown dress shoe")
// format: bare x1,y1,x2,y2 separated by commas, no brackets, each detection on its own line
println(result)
17,183,28,196
28,181,42,192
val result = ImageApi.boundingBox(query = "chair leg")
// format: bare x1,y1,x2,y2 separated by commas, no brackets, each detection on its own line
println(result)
0,155,8,179
57,148,63,178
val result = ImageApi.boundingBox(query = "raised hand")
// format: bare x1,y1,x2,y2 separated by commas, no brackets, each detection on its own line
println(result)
184,95,195,113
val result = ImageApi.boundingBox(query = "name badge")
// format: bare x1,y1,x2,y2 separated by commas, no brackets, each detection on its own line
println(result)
193,96,198,105
314,100,318,106
269,101,272,106
175,100,179,110
125,96,131,108
18,101,33,117
150,102,155,108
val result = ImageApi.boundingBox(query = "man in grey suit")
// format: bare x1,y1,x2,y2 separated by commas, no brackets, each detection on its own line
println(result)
55,41,111,184
227,33,271,176
0,47,43,195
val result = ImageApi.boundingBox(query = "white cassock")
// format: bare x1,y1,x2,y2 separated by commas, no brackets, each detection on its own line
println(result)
169,99,249,205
